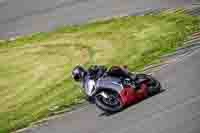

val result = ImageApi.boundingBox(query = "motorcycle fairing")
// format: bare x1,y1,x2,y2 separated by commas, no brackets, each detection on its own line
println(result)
95,76,148,106
95,76,124,93
119,84,148,106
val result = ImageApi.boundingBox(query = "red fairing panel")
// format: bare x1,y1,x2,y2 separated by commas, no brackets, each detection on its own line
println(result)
119,84,148,106
137,83,148,100
119,85,137,106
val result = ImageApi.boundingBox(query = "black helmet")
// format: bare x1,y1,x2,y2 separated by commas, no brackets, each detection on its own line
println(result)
72,65,86,81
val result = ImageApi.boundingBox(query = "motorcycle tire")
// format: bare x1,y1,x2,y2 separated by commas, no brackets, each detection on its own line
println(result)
136,74,161,96
94,90,123,113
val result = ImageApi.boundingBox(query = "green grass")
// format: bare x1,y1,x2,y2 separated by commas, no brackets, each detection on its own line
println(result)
0,9,199,133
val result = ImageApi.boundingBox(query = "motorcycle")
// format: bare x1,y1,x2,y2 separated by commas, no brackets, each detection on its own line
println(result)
82,66,161,113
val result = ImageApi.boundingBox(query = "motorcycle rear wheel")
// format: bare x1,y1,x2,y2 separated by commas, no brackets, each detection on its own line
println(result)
136,74,161,96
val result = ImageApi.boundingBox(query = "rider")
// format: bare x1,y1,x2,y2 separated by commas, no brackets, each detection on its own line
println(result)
72,65,107,89
72,65,134,87
72,65,136,102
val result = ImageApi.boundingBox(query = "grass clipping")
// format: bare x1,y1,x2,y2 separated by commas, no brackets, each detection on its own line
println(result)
0,10,199,133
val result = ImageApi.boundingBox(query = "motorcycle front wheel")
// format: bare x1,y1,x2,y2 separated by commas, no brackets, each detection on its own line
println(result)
95,90,123,113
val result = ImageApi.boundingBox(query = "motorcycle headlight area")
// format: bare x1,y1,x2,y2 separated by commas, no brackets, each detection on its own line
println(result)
86,80,96,96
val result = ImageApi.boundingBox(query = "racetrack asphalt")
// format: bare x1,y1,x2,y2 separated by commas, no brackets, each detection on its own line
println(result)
0,0,199,39
20,39,200,133
3,0,200,133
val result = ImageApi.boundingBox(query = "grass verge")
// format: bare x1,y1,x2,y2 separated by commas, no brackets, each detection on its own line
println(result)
0,9,199,133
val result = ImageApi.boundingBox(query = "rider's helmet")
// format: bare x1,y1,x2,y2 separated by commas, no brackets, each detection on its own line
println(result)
72,65,87,82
